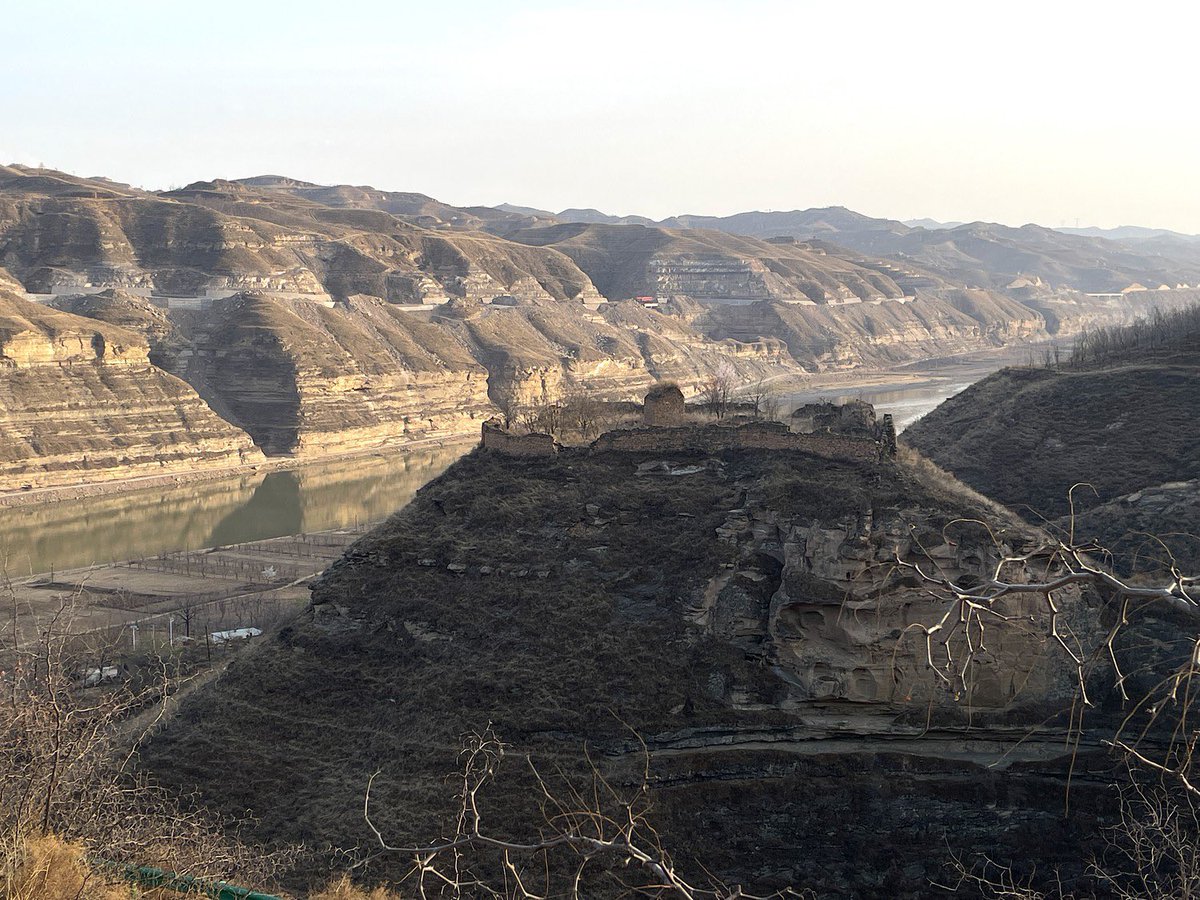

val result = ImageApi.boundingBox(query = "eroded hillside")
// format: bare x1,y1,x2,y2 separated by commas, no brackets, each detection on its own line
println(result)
0,288,262,491
903,311,1200,572
5,164,1198,488
141,440,1131,897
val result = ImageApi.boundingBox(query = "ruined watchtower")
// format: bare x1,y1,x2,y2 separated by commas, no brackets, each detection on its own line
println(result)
643,382,686,426
791,399,878,437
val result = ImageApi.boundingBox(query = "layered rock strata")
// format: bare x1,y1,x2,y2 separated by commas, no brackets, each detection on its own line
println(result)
0,290,262,490
166,293,493,455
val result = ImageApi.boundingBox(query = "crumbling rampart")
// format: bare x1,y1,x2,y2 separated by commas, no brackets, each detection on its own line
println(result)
589,420,885,462
480,419,557,457
479,397,896,464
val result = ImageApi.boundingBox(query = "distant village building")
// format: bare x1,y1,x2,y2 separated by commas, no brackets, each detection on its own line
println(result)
643,383,686,426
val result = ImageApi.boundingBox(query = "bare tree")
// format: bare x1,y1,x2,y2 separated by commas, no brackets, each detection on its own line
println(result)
700,365,735,420
0,582,290,894
878,485,1200,897
559,386,606,440
514,389,565,438
364,725,808,899
1070,304,1200,370
495,393,523,431
892,501,1196,713
744,376,782,421
744,377,768,419
944,777,1200,899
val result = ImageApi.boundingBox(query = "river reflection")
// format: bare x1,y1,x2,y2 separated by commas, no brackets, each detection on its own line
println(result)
0,444,468,577
778,380,978,432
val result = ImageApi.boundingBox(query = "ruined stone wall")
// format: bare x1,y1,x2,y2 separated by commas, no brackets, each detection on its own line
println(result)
643,387,685,425
480,420,557,457
590,421,882,462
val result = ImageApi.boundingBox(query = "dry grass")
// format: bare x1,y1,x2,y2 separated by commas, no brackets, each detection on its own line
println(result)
1,833,144,900
903,359,1200,519
897,443,1015,522
138,444,1080,896
311,873,402,900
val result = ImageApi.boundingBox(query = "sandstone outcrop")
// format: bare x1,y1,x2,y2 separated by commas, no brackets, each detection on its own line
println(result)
0,290,262,490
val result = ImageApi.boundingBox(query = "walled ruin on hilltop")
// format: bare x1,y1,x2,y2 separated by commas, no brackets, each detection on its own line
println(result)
792,399,878,437
590,419,888,461
481,391,897,463
480,417,558,457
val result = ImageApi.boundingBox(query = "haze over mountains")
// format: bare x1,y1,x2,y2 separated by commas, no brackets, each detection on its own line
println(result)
3,162,1199,491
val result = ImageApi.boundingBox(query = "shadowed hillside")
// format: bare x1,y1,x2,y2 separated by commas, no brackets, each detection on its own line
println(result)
141,439,1137,897
904,306,1200,572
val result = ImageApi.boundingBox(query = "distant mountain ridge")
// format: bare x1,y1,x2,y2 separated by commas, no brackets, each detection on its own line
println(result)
2,163,1197,491
541,204,1200,294
1055,225,1200,243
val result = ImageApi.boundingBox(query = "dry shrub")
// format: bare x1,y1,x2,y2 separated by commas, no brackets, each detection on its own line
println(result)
897,442,1012,519
0,590,292,895
1,832,130,900
311,873,402,900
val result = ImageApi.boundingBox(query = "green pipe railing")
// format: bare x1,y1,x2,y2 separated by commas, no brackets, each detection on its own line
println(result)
100,860,281,899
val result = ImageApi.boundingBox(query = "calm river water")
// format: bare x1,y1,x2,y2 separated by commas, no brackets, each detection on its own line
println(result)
0,445,466,577
1,350,1028,577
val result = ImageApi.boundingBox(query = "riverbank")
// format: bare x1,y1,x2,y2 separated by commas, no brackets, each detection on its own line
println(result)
0,342,1046,577
768,341,1057,395
0,444,470,577
2,527,362,657
759,342,1057,430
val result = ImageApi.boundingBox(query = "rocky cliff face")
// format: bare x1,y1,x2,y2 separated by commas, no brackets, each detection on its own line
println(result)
4,165,1194,491
162,293,493,456
1023,287,1200,335
45,289,797,460
506,222,910,304
432,296,789,410
141,445,1118,897
0,290,262,490
0,166,604,304
694,292,1047,370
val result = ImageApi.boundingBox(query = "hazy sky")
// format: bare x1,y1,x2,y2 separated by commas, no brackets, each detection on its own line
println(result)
4,1,1198,230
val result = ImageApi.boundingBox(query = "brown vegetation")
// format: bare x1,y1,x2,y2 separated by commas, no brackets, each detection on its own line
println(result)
139,444,1107,897
1069,303,1200,370
0,586,290,898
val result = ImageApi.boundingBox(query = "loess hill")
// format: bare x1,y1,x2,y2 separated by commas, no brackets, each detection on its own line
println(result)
0,286,262,491
141,437,1144,898
4,162,1200,490
903,314,1200,572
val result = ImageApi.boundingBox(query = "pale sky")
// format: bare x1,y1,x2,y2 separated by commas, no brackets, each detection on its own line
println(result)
4,0,1199,231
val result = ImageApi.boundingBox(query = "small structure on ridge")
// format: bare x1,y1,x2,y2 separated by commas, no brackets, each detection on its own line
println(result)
642,382,685,426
